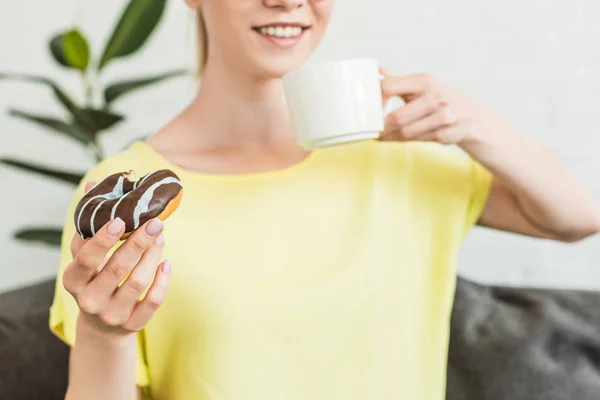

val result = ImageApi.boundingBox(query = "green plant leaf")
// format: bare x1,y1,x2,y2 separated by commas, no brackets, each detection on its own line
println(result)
104,69,188,104
0,73,95,131
50,34,70,67
9,109,94,145
0,73,75,113
14,227,63,247
98,0,167,70
65,30,91,71
50,29,90,71
79,108,124,131
0,158,84,185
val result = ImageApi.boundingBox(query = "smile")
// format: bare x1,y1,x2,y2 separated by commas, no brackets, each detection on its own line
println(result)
252,22,311,47
257,26,304,38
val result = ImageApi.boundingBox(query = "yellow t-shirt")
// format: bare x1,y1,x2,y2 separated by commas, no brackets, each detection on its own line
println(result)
50,139,492,400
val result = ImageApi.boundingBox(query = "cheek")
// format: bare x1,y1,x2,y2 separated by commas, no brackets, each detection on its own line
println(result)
208,0,252,30
314,2,334,31
208,4,252,46
314,0,335,17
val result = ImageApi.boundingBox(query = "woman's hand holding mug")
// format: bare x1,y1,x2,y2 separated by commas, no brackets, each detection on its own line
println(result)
378,67,502,146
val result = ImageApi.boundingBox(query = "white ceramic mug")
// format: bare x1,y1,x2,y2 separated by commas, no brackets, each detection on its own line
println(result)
282,57,389,149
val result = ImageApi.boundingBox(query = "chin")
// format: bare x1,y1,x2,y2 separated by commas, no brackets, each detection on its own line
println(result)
253,55,311,79
245,27,320,79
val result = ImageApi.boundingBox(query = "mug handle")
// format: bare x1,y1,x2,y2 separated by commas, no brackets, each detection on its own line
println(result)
379,73,396,118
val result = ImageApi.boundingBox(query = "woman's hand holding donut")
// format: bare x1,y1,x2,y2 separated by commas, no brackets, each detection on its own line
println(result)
63,181,172,337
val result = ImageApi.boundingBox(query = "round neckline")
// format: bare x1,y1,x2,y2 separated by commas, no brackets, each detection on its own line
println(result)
130,140,321,182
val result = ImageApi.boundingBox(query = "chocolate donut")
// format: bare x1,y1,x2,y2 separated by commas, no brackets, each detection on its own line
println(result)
74,169,183,239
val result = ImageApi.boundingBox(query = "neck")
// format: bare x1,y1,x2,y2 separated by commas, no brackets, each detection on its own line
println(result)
181,59,297,150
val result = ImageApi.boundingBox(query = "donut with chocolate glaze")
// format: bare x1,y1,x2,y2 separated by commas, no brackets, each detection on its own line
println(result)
74,169,183,239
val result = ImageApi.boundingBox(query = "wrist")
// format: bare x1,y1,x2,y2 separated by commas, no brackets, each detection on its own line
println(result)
76,313,134,346
457,117,504,155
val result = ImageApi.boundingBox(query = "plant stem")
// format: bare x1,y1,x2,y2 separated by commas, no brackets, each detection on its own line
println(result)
83,72,93,107
89,140,104,162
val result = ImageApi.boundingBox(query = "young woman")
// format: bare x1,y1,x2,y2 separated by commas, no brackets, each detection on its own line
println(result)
50,1,600,399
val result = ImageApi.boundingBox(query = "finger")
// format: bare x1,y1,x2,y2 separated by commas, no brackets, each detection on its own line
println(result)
384,92,444,133
398,106,457,140
123,259,171,332
63,218,126,296
85,218,164,306
381,73,436,99
418,124,463,145
103,234,165,324
84,180,96,193
378,66,391,77
377,130,404,142
70,233,87,259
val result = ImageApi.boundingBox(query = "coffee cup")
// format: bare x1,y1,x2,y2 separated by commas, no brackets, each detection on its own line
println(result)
282,57,390,149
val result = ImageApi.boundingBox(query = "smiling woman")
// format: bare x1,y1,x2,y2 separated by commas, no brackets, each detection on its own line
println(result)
48,1,600,400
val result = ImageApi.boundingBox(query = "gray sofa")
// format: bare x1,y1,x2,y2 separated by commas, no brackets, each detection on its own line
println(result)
2,276,600,399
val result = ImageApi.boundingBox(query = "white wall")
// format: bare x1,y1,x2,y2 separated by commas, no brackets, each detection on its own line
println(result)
1,0,599,293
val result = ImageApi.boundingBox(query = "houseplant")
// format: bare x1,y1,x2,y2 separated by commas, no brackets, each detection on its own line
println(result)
0,0,189,247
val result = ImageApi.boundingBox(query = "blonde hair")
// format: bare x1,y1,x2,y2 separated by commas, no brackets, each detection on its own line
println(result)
196,10,209,76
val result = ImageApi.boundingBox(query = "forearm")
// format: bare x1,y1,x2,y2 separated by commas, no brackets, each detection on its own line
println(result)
460,116,600,240
65,315,138,400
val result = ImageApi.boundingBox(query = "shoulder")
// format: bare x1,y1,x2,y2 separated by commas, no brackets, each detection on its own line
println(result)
339,139,485,179
355,140,493,222
367,139,472,167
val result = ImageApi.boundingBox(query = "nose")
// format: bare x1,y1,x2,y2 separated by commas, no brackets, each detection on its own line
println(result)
263,0,306,9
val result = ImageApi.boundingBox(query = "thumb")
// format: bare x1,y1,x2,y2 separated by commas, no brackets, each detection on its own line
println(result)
381,72,430,100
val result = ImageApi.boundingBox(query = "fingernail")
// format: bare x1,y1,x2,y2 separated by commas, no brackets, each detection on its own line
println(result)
162,259,171,273
146,218,163,236
154,234,164,246
107,218,125,236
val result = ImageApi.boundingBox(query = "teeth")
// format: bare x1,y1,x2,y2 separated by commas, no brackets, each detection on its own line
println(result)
259,26,303,38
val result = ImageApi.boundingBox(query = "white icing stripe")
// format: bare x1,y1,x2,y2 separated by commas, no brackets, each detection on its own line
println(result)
112,172,161,221
132,177,182,229
110,190,132,220
90,199,107,236
76,176,125,235
76,195,107,235
139,171,156,187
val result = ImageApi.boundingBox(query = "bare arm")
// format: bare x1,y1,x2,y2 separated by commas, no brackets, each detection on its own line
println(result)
63,182,170,400
379,70,600,242
464,125,600,242
66,318,137,400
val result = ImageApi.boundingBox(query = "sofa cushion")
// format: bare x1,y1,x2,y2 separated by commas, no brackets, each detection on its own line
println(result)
3,276,600,400
447,277,600,400
0,280,69,400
